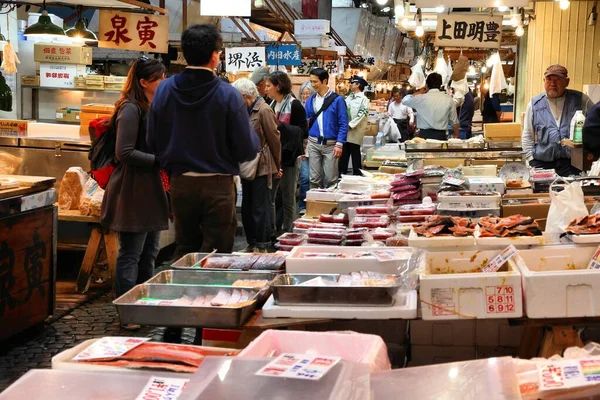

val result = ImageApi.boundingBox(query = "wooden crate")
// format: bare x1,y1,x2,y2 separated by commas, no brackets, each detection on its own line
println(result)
483,122,522,142
0,206,55,341
79,104,114,135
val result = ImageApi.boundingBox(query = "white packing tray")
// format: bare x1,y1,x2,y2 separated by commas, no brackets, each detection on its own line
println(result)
437,192,501,209
408,229,475,248
305,190,340,202
337,195,390,212
567,233,600,244
516,245,600,318
262,290,417,319
419,250,523,320
475,227,546,247
285,246,413,274
52,338,236,372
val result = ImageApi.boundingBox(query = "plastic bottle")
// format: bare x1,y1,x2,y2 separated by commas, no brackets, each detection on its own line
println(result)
572,110,585,143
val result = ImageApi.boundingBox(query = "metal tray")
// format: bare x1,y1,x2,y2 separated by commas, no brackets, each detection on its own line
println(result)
271,274,402,307
487,141,522,149
113,284,260,328
148,270,278,285
448,142,486,149
171,252,284,273
406,142,444,150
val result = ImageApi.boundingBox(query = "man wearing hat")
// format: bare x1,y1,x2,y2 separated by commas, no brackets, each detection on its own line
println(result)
340,76,370,175
522,64,594,176
249,66,272,104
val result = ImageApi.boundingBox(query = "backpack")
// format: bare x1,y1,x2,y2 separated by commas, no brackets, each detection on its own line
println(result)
88,115,117,189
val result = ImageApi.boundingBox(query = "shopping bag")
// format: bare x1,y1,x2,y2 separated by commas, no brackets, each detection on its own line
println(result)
546,178,588,241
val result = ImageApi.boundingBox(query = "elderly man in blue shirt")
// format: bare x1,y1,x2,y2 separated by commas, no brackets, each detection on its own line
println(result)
402,73,459,140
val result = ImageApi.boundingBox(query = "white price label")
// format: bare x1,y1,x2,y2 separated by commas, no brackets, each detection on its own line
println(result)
73,337,149,360
135,376,189,400
482,245,517,273
256,353,341,381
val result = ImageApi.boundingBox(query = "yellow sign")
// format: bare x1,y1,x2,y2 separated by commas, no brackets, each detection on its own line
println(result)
98,11,168,54
0,119,27,137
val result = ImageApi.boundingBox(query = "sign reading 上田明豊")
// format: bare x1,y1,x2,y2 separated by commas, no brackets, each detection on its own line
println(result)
266,45,301,66
435,14,503,49
225,47,266,72
99,11,169,54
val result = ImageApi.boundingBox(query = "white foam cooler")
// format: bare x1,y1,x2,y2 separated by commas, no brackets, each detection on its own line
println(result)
419,250,523,320
517,245,600,318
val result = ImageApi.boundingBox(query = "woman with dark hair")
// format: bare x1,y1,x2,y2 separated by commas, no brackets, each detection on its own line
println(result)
266,71,307,234
101,57,168,329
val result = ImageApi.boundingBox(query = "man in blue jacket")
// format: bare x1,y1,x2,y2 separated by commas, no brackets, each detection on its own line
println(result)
147,24,258,257
305,68,349,189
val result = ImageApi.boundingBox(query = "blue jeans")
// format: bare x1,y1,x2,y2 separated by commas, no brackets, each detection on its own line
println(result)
298,158,310,210
115,231,161,298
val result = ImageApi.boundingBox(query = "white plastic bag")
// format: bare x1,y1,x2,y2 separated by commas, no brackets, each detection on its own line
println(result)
546,179,588,241
382,117,400,142
408,64,425,88
490,59,507,96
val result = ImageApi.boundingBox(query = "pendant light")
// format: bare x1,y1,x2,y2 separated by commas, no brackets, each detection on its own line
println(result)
415,8,424,37
66,6,97,41
24,1,66,37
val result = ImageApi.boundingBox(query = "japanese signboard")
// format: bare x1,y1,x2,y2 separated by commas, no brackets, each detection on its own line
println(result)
266,45,301,66
40,63,81,89
201,0,251,17
435,14,503,49
0,119,27,137
225,47,266,72
99,11,168,54
296,59,338,75
294,19,330,36
34,43,92,65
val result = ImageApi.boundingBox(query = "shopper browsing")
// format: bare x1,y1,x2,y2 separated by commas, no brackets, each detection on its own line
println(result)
147,24,259,257
522,64,593,176
341,75,369,175
249,66,272,104
100,58,168,330
402,73,459,140
297,81,314,212
305,68,349,189
388,87,414,142
232,79,281,253
265,71,307,233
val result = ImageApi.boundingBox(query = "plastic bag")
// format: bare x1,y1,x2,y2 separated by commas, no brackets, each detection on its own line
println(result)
546,179,588,240
408,64,425,88
79,177,105,217
490,59,507,96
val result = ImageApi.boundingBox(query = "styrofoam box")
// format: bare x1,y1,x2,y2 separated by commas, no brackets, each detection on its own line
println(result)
568,233,600,244
299,35,329,48
436,206,500,219
238,329,391,372
285,246,413,274
437,192,501,209
408,229,475,248
467,177,505,194
516,245,600,318
306,189,339,202
261,290,418,320
338,195,390,211
52,338,237,372
419,250,523,320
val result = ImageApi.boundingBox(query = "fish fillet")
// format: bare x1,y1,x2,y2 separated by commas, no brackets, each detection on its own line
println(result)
211,290,232,306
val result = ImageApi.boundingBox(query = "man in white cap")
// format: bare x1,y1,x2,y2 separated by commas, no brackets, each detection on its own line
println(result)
522,64,593,176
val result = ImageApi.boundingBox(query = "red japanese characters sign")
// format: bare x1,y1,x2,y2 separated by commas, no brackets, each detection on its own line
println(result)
98,11,168,54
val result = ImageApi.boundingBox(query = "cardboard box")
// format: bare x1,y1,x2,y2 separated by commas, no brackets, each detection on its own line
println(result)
467,177,505,194
410,345,476,367
0,119,27,137
366,123,379,137
476,319,523,347
55,107,80,123
305,199,338,218
410,320,476,346
79,104,114,135
34,43,92,65
483,122,521,142
21,75,40,86
501,202,550,220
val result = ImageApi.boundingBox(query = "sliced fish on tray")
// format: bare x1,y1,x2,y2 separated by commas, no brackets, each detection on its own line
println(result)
413,216,476,237
478,215,542,237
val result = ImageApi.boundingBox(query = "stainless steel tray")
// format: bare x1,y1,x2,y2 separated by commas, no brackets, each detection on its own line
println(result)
113,284,260,328
406,142,444,150
487,141,522,149
171,252,284,273
148,269,278,284
271,274,401,307
448,142,486,149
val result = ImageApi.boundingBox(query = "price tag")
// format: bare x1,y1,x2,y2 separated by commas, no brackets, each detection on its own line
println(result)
587,246,600,269
482,245,517,273
256,353,341,381
73,337,149,360
135,376,189,400
55,112,64,119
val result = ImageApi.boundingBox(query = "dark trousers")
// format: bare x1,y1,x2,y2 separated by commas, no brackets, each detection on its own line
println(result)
171,175,237,260
419,128,448,141
115,231,160,298
529,158,581,177
298,158,309,211
340,142,362,176
459,128,472,140
394,118,409,142
241,175,272,249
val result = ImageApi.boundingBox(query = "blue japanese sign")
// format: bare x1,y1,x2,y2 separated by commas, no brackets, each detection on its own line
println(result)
266,45,301,66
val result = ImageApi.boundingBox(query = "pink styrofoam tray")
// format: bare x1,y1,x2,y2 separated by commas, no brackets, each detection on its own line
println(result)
237,329,391,372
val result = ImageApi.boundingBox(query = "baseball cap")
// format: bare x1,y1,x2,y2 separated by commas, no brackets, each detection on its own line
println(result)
544,64,568,79
249,66,270,85
350,75,368,87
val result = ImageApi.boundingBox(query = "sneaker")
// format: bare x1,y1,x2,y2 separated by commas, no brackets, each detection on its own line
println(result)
242,245,255,253
121,323,141,331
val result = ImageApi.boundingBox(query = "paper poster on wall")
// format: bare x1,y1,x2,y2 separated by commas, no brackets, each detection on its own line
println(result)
435,14,503,49
225,47,266,72
201,0,251,17
39,64,78,88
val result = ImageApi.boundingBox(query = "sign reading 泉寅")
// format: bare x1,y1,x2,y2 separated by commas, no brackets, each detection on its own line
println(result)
266,45,301,66
98,11,169,54
435,14,503,49
225,47,266,72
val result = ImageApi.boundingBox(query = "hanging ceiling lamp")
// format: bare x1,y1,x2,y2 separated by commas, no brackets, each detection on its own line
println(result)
415,8,424,37
66,6,97,41
24,1,66,37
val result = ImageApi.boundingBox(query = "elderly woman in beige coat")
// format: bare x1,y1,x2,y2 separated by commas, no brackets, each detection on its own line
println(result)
232,78,281,253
